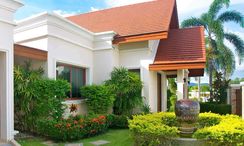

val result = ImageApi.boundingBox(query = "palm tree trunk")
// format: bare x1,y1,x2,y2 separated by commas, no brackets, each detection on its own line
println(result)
209,59,213,100
208,35,214,101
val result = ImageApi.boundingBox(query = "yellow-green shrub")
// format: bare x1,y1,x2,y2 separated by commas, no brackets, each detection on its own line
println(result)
129,112,244,145
129,113,179,146
193,115,244,145
197,112,222,128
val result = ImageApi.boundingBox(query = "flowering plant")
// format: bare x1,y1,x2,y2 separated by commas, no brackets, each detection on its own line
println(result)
37,114,109,141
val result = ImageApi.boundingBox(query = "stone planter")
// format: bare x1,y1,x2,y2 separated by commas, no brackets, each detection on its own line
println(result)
175,99,200,137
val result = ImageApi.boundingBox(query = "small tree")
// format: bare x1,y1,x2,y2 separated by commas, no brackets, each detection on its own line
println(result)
105,67,143,115
210,71,230,103
167,78,177,111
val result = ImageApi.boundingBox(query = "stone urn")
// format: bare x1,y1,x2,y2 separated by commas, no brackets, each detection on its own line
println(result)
175,99,200,137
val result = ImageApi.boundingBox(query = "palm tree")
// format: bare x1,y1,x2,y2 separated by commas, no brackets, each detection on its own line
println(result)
181,0,244,98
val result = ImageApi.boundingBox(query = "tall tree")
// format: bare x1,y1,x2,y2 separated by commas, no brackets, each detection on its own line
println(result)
181,0,244,98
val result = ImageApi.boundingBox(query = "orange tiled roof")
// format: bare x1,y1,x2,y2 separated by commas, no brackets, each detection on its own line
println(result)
150,26,206,71
67,0,176,38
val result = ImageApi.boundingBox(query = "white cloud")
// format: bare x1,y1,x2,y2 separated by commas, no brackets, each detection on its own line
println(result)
104,0,154,7
53,10,79,17
176,0,244,21
90,7,99,12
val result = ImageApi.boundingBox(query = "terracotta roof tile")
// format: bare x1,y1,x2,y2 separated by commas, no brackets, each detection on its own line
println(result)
154,27,206,65
67,0,176,37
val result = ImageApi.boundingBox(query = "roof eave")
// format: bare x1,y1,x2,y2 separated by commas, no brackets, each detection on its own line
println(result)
112,31,168,44
149,62,206,71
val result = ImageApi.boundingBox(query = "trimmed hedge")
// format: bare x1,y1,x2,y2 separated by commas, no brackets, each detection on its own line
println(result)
129,113,179,145
129,112,244,146
193,115,244,146
200,102,231,115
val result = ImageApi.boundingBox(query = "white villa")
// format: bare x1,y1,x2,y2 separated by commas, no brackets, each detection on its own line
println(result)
0,0,206,143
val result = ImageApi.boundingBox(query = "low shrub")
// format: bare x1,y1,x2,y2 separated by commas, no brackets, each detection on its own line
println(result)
107,114,129,129
129,113,179,146
129,112,244,146
193,115,244,146
197,112,222,128
80,85,114,114
200,102,231,115
37,115,109,141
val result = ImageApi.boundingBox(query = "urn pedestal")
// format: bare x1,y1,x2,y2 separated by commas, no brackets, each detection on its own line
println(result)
175,99,200,137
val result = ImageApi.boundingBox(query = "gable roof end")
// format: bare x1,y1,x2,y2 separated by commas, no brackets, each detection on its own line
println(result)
149,26,206,76
67,0,177,44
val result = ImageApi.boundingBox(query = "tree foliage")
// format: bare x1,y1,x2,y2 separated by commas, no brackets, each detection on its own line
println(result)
14,62,70,132
81,85,115,114
105,67,143,115
181,0,244,97
230,77,244,84
211,72,230,103
167,78,177,112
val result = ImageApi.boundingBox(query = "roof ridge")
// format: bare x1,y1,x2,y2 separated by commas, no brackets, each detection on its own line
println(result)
67,0,159,18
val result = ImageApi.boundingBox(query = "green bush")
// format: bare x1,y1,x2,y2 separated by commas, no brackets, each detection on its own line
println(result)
80,85,114,114
37,115,109,141
129,112,244,146
129,113,179,146
105,67,143,115
211,72,230,103
14,64,70,132
200,102,231,115
107,114,129,129
32,79,70,119
197,112,222,128
193,115,244,146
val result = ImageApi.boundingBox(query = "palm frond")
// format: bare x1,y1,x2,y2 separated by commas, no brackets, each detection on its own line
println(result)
218,10,244,27
208,0,230,19
216,44,235,77
181,17,206,28
209,20,224,41
224,32,244,64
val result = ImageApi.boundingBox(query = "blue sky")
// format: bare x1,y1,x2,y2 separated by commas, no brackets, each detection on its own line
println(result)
15,0,244,83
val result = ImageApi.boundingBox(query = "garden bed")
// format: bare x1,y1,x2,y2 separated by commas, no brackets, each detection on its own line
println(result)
129,112,244,146
17,129,133,146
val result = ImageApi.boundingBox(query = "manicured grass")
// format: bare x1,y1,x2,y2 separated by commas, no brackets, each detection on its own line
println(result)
17,138,46,146
18,129,133,146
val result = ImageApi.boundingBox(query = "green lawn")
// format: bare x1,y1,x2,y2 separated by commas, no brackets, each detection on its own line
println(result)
18,129,133,146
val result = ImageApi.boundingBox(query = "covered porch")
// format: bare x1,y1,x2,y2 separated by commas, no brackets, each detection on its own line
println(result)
149,27,206,112
14,44,47,74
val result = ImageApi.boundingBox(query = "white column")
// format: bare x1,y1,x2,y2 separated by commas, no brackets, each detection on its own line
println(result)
184,70,189,99
161,72,167,111
241,82,244,119
177,70,184,100
0,0,23,141
226,87,231,105
177,69,189,100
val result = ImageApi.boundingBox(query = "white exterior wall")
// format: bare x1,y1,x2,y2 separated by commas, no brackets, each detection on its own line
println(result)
47,36,94,82
119,40,161,112
0,0,23,141
93,48,119,84
14,13,165,114
15,13,116,85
